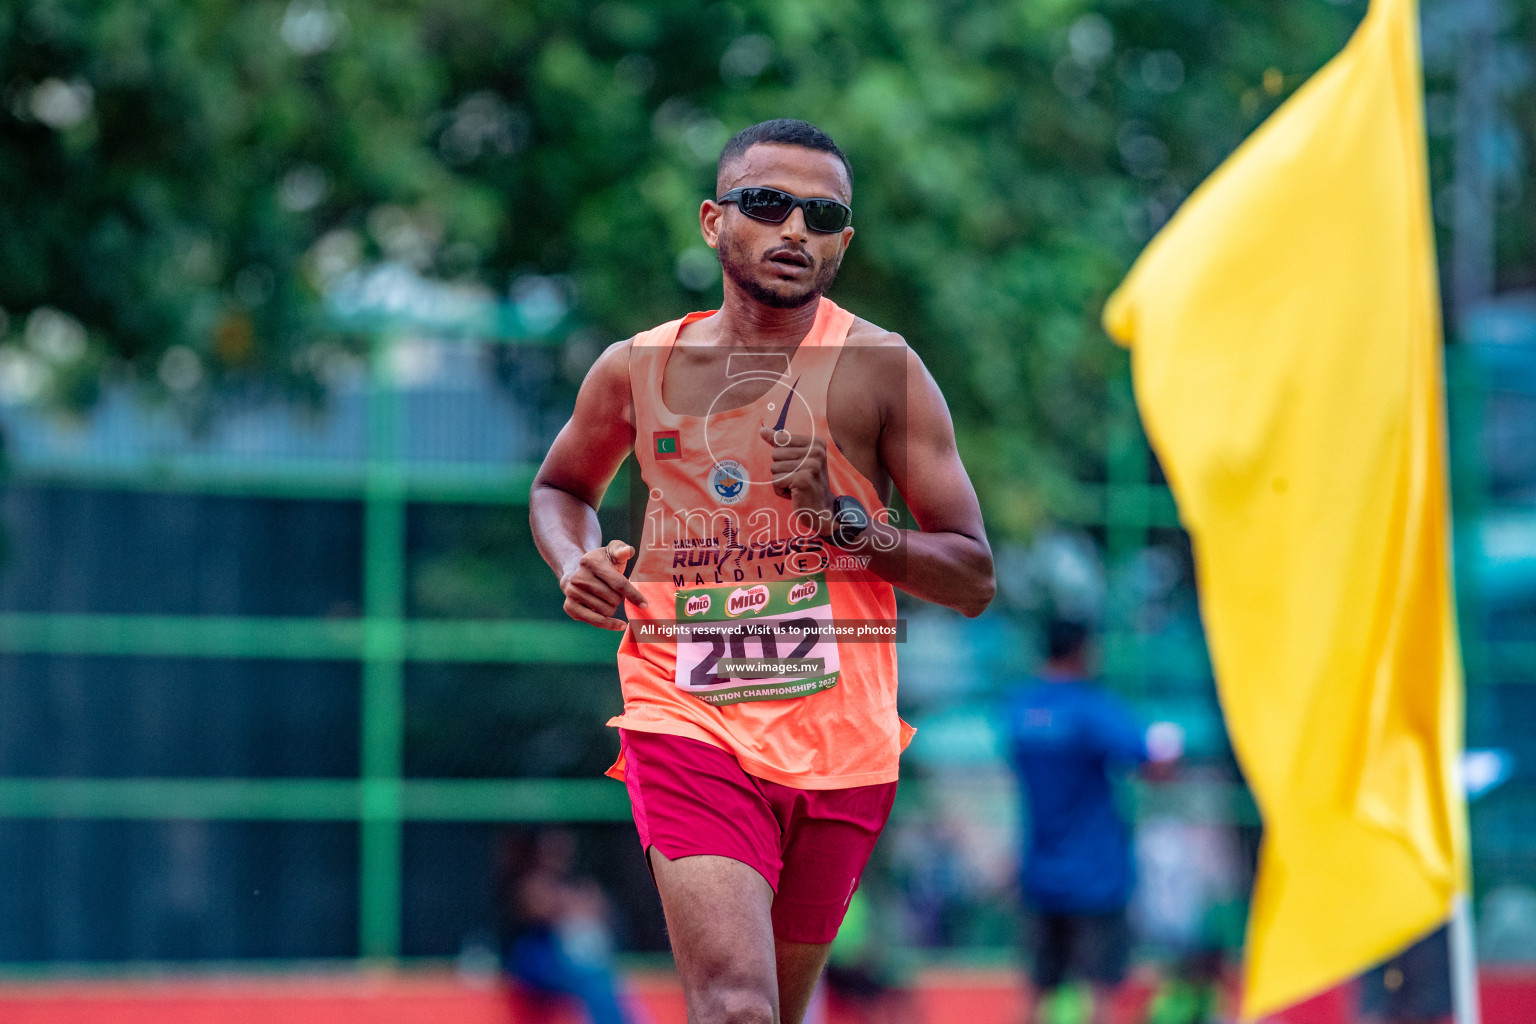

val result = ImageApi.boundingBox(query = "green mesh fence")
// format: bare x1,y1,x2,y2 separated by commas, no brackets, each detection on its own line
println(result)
0,327,1525,968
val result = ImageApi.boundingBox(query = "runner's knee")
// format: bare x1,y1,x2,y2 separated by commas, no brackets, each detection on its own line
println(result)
692,982,775,1024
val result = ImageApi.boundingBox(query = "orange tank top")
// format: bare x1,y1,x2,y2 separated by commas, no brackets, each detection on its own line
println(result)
606,297,912,789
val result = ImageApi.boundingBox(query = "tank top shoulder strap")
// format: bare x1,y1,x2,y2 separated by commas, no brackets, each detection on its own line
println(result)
630,309,717,353
786,298,856,416
802,296,856,350
629,310,716,438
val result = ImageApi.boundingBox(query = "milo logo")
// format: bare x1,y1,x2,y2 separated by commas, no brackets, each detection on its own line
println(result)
726,585,770,617
684,594,711,617
787,580,818,605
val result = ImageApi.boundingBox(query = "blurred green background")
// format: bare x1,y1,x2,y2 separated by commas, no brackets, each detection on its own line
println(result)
1,0,1534,977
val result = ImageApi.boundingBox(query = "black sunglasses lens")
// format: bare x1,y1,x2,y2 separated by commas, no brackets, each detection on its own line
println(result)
738,188,794,222
802,200,850,232
729,188,849,232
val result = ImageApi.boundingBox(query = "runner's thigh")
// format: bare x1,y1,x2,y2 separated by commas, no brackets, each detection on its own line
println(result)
651,847,780,1022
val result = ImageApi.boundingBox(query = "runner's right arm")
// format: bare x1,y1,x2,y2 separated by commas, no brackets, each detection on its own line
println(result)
530,340,648,631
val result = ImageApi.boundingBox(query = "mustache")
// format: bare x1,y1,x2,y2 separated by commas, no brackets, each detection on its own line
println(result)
763,245,812,266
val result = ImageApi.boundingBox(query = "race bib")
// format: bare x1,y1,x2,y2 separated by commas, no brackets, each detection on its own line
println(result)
672,573,840,705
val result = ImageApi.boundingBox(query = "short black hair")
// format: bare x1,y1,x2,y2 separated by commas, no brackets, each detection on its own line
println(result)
717,119,852,192
1045,618,1089,661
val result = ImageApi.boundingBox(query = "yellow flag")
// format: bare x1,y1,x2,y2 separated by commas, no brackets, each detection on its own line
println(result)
1101,0,1470,1017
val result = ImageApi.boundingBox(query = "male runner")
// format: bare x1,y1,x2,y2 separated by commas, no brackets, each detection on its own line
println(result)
530,118,995,1024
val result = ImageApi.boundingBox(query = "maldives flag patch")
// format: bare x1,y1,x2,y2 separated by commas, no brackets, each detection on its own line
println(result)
653,430,681,459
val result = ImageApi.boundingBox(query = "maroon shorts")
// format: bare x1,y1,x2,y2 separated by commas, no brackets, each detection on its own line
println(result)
619,729,897,944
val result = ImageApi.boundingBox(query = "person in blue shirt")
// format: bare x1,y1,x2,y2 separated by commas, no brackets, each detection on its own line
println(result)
500,829,636,1024
1002,618,1183,1024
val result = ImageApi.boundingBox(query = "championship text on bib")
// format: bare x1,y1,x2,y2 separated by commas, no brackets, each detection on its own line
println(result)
670,572,839,705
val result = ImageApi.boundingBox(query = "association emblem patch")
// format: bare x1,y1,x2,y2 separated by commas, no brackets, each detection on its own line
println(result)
654,430,681,460
710,459,747,505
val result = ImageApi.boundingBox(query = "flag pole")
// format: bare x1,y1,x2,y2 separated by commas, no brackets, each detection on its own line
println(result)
1451,0,1496,1014
1450,895,1482,1024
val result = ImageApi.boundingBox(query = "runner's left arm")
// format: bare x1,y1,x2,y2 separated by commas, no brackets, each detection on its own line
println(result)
866,346,996,617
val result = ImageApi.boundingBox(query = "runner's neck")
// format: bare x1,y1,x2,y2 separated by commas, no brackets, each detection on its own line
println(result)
697,288,824,348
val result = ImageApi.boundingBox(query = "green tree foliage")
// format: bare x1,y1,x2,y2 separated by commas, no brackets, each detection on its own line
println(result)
1,0,1524,536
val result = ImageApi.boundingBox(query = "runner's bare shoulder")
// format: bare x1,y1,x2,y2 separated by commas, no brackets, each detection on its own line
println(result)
537,338,637,500
846,317,909,351
837,318,920,411
575,337,636,432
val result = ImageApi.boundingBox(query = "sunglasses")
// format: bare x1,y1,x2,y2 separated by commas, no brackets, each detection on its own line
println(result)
716,187,852,233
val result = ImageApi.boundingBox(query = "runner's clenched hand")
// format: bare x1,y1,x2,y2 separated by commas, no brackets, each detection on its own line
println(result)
760,426,833,535
560,539,647,631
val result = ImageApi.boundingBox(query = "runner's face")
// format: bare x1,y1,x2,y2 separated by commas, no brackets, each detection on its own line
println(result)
707,144,854,310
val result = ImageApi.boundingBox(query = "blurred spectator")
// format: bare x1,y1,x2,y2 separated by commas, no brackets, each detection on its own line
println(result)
1000,619,1183,1024
823,889,918,1024
887,815,972,947
1357,926,1452,1024
499,828,636,1024
1134,813,1245,1024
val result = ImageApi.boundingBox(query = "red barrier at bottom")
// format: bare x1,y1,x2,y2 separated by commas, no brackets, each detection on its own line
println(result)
0,968,1530,1023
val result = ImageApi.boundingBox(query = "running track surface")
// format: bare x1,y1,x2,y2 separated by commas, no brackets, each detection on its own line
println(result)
0,968,1531,1023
